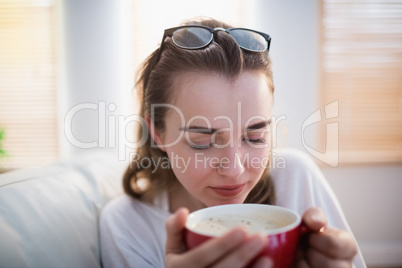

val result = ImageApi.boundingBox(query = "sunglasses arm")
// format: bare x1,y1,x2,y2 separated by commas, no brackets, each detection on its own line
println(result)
155,31,168,64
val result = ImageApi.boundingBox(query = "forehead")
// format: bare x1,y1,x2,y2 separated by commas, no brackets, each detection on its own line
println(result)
169,71,273,127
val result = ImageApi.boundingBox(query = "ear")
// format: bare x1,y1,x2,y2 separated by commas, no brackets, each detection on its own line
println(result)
145,116,166,152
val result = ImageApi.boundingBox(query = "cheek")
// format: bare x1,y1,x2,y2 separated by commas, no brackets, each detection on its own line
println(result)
183,152,215,176
243,148,271,173
170,154,214,197
165,145,213,181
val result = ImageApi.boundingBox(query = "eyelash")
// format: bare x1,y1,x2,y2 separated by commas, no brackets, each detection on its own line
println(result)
245,138,267,144
190,138,267,151
190,143,212,151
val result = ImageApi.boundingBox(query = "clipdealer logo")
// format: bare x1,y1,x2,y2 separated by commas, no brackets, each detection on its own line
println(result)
63,100,339,167
302,101,339,167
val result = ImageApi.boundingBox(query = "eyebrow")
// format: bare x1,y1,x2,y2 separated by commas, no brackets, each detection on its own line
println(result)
179,120,271,134
246,120,271,131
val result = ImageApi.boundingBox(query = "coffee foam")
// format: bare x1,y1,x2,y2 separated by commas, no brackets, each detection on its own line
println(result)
191,214,291,236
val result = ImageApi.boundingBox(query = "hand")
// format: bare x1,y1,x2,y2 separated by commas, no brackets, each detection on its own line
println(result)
165,208,273,268
294,207,358,268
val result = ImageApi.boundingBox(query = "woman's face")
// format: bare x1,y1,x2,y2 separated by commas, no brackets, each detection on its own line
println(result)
154,71,273,211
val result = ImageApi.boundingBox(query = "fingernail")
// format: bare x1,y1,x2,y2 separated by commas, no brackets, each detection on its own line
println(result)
262,257,273,268
177,207,189,216
249,235,266,249
312,212,325,223
230,228,246,242
255,256,273,268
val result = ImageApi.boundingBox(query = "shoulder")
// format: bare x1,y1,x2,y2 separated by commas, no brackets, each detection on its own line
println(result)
100,194,169,267
100,195,136,226
100,194,170,230
99,195,140,239
101,194,133,215
269,148,333,211
270,147,322,180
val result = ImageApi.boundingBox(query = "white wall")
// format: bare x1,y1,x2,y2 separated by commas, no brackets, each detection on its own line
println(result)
323,164,402,266
251,0,320,151
253,0,402,266
59,0,133,158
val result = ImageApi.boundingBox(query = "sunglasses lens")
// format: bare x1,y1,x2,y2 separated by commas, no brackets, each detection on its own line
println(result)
229,29,268,52
172,27,213,49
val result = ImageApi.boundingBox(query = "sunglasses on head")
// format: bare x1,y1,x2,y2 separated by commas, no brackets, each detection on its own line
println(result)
156,25,271,62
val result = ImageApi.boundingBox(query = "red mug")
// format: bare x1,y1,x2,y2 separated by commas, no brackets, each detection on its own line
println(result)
185,204,305,268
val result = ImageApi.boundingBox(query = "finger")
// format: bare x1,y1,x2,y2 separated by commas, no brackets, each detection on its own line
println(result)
302,207,327,232
213,234,267,268
306,247,353,268
184,227,248,266
165,207,189,255
294,259,310,268
309,226,357,260
293,248,309,268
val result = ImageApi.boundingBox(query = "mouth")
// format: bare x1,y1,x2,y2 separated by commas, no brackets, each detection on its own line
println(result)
209,184,246,197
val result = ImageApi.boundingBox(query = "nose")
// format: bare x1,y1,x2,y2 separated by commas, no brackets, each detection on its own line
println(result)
217,146,245,178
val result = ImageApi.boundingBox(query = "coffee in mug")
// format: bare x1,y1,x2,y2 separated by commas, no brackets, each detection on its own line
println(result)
192,214,292,235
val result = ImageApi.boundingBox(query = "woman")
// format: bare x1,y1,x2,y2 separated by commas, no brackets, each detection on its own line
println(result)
100,18,365,267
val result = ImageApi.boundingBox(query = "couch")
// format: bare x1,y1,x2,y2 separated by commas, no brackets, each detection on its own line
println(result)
0,151,127,268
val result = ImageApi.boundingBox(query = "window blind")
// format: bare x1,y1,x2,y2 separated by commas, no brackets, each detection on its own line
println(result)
320,0,402,163
0,0,58,170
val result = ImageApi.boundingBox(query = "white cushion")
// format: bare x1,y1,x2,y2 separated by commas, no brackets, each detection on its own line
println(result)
0,152,127,268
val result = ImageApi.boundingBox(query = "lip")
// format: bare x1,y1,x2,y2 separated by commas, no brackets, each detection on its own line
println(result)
209,184,245,197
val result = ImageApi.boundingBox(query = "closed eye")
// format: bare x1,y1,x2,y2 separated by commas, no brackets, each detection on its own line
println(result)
244,137,267,144
190,143,212,150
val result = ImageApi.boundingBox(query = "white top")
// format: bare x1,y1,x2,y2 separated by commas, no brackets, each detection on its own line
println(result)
100,148,366,267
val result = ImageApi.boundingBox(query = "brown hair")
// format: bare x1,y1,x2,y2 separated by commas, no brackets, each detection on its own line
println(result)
123,18,276,205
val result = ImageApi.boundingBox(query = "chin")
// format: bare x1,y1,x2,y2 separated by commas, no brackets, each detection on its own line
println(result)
207,196,247,207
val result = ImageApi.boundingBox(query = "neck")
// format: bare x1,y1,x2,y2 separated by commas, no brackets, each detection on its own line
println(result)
168,183,205,213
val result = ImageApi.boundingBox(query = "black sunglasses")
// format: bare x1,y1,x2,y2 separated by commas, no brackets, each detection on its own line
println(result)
155,25,271,63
